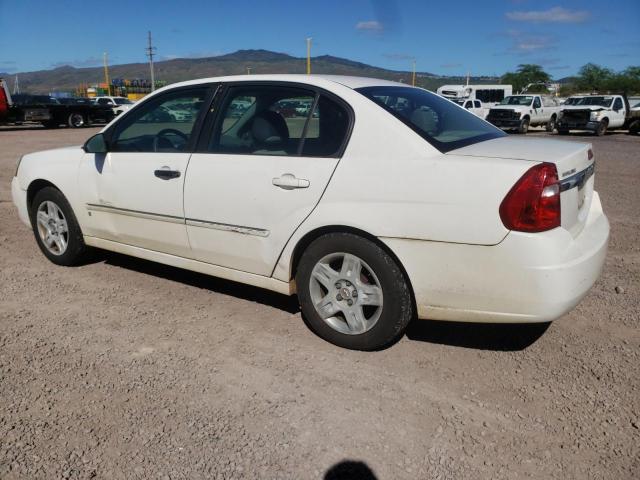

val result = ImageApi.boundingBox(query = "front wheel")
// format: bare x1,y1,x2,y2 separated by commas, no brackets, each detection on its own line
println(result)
29,187,90,266
518,117,530,134
595,119,608,136
296,233,413,350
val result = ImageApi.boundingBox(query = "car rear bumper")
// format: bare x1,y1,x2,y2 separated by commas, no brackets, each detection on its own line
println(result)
11,176,30,227
381,191,609,323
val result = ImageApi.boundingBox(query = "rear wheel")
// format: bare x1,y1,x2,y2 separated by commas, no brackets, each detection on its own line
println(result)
545,115,557,132
518,117,530,134
67,112,85,128
595,119,608,136
29,187,90,266
296,233,413,350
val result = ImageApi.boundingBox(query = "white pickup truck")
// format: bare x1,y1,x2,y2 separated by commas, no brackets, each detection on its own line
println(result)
450,98,487,118
557,94,640,136
486,94,561,134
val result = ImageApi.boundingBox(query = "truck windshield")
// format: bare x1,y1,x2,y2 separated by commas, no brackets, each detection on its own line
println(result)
577,97,613,107
499,96,533,106
564,97,583,105
357,86,505,153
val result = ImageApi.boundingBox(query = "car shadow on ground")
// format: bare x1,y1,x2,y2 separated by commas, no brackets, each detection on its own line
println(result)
101,251,300,314
405,319,550,351
324,460,378,480
98,251,549,351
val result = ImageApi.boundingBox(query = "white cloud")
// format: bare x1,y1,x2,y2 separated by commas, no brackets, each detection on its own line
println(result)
356,20,383,32
506,7,590,23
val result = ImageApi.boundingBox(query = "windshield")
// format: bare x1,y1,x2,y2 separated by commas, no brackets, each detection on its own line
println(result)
499,96,533,106
577,96,613,107
356,86,505,153
114,98,133,105
564,97,583,105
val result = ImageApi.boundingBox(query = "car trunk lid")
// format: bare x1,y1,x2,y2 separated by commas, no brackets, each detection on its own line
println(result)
451,136,595,237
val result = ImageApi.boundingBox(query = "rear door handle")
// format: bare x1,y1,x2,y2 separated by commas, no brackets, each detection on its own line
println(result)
272,173,310,190
154,167,181,180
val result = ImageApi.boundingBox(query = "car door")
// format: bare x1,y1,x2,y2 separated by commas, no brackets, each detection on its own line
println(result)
610,97,625,127
184,83,351,276
78,85,212,257
532,96,543,123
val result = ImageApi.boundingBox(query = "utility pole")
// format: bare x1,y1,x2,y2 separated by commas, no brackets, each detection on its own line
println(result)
146,31,157,91
412,60,416,87
103,52,111,95
306,37,312,75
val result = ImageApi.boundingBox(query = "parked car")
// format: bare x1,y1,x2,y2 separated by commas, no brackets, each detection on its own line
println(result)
93,96,135,116
11,75,609,350
557,94,640,136
486,95,561,133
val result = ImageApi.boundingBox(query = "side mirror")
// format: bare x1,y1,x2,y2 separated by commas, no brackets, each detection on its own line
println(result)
83,133,108,153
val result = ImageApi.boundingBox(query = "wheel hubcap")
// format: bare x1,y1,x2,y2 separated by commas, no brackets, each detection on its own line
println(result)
36,201,69,255
309,252,383,335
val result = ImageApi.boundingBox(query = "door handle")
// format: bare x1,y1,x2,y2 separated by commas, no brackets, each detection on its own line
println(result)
272,173,310,190
154,166,181,180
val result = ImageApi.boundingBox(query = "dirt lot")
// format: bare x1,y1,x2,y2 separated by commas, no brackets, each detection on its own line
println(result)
0,126,638,480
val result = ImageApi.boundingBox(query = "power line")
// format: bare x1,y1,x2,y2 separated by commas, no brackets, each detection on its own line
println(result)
146,31,157,91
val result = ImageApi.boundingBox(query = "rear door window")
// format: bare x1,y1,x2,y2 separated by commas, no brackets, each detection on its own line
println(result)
208,85,350,157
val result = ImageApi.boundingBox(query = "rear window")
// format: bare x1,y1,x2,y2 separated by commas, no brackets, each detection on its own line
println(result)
357,86,505,153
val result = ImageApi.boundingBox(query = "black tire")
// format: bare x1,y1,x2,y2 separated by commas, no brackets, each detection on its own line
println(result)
29,187,90,266
296,233,414,350
546,115,557,132
628,120,639,135
518,117,530,134
67,112,85,128
595,119,608,136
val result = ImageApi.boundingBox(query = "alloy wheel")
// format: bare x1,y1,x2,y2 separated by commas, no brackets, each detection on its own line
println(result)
36,200,69,255
309,252,384,335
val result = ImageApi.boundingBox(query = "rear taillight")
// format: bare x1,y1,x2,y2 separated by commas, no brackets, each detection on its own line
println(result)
500,162,560,233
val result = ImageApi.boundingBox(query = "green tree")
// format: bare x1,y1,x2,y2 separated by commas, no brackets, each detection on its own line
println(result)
575,63,613,92
500,64,551,93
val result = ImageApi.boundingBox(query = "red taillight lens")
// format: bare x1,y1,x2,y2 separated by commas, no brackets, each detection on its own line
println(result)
499,162,560,233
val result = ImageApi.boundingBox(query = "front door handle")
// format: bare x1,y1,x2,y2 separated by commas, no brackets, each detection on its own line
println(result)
272,173,310,190
154,166,181,180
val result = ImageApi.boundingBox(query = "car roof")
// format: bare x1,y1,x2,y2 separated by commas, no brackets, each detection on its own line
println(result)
163,74,408,91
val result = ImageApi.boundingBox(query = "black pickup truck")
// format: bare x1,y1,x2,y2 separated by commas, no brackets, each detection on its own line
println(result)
10,94,114,128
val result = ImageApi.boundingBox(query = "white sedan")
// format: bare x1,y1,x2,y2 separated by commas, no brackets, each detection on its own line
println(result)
12,75,609,350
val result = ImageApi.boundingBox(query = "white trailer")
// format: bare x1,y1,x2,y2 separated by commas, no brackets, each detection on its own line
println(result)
436,84,513,106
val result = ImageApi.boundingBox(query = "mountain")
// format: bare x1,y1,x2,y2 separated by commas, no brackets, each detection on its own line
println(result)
1,49,499,94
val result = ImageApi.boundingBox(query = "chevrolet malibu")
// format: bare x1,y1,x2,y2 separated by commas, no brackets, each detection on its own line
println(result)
12,75,609,350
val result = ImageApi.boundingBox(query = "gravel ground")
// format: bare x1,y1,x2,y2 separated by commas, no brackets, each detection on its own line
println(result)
0,125,638,480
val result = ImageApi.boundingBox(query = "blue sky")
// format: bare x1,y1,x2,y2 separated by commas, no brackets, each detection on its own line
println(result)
0,0,638,77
